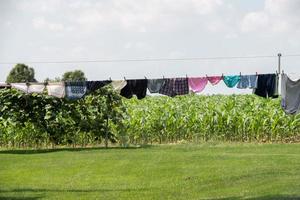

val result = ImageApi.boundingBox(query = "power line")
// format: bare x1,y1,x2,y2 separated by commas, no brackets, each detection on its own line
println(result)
0,55,278,65
0,54,299,65
282,54,300,57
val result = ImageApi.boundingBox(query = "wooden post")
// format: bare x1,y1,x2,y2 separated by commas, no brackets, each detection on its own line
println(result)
105,93,110,148
105,115,108,148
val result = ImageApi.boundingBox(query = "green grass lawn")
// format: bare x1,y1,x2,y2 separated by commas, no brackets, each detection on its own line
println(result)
0,144,300,200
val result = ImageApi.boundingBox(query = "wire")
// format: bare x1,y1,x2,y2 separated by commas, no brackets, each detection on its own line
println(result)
0,54,299,65
282,54,300,57
0,55,279,65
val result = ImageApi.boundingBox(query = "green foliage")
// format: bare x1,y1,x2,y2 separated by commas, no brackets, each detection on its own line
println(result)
123,95,300,144
44,77,62,83
1,92,300,148
6,63,36,83
62,70,87,81
0,86,125,148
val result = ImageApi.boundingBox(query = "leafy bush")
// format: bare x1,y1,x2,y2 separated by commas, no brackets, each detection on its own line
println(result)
0,86,125,148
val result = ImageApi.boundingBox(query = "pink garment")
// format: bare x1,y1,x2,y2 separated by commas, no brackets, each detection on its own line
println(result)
188,77,208,93
207,76,222,85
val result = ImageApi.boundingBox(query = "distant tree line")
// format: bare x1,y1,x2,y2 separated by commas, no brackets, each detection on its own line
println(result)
5,63,87,83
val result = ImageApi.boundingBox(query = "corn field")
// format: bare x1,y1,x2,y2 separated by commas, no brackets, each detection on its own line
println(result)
1,89,300,148
122,94,300,144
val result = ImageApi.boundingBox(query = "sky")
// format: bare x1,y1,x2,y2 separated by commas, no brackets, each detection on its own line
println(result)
1,0,300,94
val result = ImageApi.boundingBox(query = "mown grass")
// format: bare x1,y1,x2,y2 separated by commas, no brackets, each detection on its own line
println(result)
0,144,300,200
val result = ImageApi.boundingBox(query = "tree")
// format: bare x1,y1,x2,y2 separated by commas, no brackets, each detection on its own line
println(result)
6,63,36,83
44,77,62,83
62,70,87,81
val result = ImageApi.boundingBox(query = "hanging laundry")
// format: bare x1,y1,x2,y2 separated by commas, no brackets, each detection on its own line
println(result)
65,81,87,100
207,76,222,85
120,79,148,99
147,79,164,93
11,83,28,93
188,77,208,93
249,75,258,88
47,82,65,98
273,74,279,97
237,75,258,89
237,75,249,89
86,80,112,93
111,80,127,92
254,74,278,98
28,83,45,94
0,83,11,89
159,78,189,97
284,73,300,81
223,75,241,88
174,78,189,95
281,74,300,114
159,79,176,97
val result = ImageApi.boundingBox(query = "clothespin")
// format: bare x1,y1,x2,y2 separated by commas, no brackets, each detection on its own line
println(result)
144,76,147,80
109,77,112,81
124,76,126,80
239,72,242,76
221,73,224,78
256,72,258,76
206,74,208,78
282,70,285,74
163,75,165,79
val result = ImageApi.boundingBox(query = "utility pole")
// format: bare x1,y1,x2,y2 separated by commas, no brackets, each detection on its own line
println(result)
278,53,282,74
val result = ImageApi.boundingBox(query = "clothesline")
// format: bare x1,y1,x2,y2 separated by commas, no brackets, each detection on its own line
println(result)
2,72,277,98
0,71,280,85
1,72,300,115
0,53,300,65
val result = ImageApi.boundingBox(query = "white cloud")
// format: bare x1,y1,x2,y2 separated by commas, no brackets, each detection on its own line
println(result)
32,17,64,31
224,33,238,39
34,0,224,32
123,41,152,51
76,9,105,28
17,0,62,13
4,21,12,26
241,12,269,32
191,0,223,15
241,0,300,33
48,23,64,31
205,19,228,32
265,0,300,15
32,18,46,29
20,0,300,36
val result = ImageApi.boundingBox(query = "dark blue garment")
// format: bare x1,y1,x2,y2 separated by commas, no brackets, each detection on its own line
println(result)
120,79,148,99
254,74,278,98
86,81,112,93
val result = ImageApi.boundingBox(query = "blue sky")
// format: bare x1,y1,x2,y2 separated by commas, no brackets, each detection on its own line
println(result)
1,0,300,94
